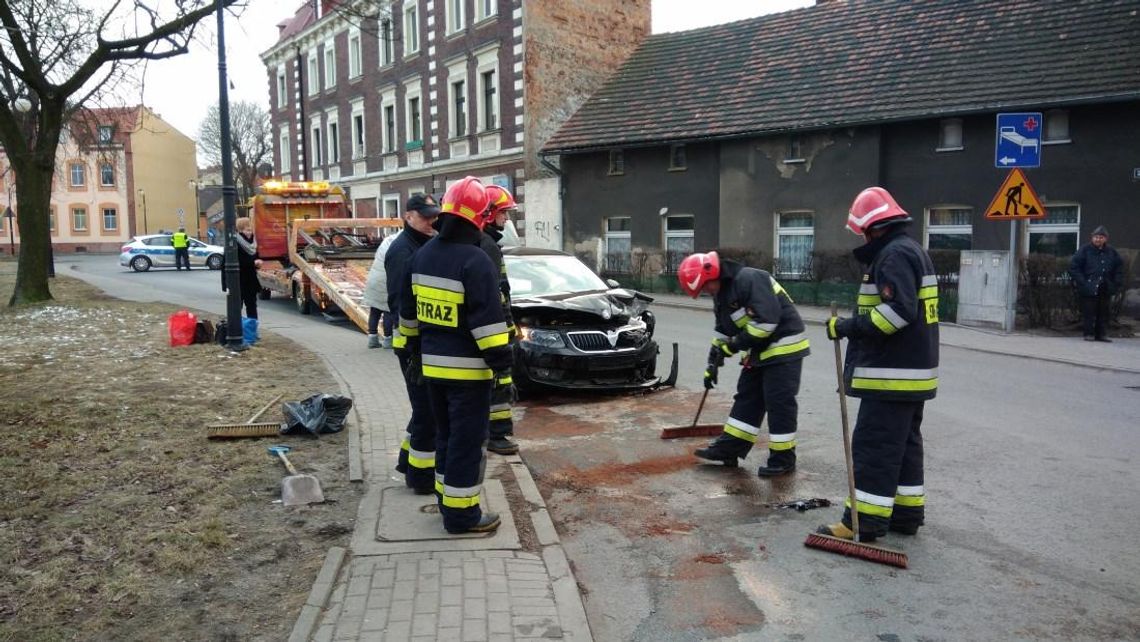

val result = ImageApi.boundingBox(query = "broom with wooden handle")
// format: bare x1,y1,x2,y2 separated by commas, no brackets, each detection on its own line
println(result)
803,303,908,569
205,394,286,439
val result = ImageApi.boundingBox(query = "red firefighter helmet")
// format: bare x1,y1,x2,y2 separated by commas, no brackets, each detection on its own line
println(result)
478,184,517,227
677,251,720,298
441,176,490,229
846,186,911,235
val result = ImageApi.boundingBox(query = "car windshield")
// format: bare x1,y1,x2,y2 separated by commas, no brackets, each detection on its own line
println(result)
506,254,608,297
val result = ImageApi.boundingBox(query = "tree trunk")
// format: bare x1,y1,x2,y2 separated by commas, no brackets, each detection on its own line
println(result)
8,159,54,305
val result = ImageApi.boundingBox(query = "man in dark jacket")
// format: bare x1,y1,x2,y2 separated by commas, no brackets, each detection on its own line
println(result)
1070,225,1123,342
677,251,810,477
388,194,440,492
819,187,939,542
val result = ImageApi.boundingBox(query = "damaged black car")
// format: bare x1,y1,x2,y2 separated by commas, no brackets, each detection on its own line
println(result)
503,247,673,393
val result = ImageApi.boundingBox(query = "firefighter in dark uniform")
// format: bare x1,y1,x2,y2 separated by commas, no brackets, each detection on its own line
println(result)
679,251,811,477
399,177,513,535
818,186,940,542
479,185,519,456
388,193,440,493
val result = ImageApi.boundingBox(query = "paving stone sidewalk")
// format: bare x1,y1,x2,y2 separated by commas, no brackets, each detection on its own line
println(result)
288,336,591,642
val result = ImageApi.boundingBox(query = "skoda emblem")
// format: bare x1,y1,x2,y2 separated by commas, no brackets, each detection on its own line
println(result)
602,309,611,320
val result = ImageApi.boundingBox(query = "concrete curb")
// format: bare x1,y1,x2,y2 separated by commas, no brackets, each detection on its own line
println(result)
288,546,347,642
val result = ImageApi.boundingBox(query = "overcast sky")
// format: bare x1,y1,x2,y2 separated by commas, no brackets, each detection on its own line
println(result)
136,0,813,152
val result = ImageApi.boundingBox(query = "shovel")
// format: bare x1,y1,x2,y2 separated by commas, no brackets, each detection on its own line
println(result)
660,388,723,439
267,445,325,506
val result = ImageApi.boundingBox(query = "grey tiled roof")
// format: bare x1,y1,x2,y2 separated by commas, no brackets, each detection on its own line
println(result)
543,0,1140,153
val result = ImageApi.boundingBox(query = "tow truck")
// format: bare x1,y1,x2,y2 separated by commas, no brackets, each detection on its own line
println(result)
251,180,401,332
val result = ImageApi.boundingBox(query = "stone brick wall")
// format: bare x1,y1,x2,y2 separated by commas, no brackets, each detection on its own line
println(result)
522,0,650,177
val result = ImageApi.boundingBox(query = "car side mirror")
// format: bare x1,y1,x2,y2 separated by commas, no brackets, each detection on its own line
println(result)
605,278,620,288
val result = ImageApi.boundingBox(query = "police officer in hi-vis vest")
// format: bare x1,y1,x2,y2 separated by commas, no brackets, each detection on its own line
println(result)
172,227,191,270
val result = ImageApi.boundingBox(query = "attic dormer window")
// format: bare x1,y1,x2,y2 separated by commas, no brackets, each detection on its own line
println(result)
98,126,113,144
937,118,963,151
608,149,625,176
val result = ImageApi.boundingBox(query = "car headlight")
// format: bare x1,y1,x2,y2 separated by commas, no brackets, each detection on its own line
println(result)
518,326,565,348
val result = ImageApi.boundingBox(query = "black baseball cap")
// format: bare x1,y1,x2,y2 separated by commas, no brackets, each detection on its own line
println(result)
406,193,441,217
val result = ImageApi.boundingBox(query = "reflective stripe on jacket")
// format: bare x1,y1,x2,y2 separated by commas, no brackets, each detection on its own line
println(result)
712,261,809,367
843,230,940,401
401,236,513,384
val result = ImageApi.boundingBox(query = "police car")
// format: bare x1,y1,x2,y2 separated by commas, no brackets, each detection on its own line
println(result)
119,233,225,272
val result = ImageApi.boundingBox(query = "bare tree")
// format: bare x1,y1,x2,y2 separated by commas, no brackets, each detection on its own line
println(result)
198,101,270,204
0,0,240,305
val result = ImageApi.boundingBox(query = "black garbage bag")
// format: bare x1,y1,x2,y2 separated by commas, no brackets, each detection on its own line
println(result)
282,394,354,436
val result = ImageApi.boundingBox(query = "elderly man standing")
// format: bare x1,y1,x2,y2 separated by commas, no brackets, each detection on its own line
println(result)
1070,225,1123,342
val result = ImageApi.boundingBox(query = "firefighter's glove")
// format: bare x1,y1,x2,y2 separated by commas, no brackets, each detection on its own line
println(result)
494,370,517,403
706,345,726,369
703,365,719,390
403,352,424,386
827,317,852,341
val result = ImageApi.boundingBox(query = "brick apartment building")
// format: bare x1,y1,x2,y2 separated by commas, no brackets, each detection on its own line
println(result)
261,0,649,243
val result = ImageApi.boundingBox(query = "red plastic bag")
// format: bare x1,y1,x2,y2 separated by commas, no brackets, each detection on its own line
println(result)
168,310,198,347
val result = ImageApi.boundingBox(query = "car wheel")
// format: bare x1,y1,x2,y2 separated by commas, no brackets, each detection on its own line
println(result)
258,287,272,300
206,254,223,270
293,282,311,315
130,256,152,272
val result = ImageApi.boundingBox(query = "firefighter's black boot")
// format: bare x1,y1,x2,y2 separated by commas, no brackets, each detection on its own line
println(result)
757,449,796,477
694,435,750,467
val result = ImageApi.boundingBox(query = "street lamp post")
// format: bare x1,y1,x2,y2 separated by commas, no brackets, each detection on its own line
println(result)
137,188,148,235
4,205,14,256
217,4,245,351
188,179,202,239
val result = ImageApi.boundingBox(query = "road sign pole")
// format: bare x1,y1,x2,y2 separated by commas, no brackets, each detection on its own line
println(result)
1006,219,1018,332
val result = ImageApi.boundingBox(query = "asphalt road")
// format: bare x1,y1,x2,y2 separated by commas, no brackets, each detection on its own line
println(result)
59,255,1140,640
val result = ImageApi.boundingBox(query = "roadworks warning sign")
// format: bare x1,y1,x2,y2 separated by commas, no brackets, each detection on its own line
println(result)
984,168,1046,220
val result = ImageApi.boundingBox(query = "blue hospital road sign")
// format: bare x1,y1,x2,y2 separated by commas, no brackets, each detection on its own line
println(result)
995,112,1042,168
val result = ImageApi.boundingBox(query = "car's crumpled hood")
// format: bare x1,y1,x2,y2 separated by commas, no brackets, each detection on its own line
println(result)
511,288,652,321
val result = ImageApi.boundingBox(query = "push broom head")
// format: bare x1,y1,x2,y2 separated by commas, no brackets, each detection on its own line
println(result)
804,532,909,569
206,422,286,439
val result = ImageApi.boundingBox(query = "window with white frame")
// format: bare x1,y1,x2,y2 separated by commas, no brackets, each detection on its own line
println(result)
476,0,496,20
784,136,804,162
403,4,419,55
102,207,117,231
406,94,422,146
99,162,114,186
276,68,287,107
70,162,85,187
351,103,365,158
72,206,88,231
323,40,336,88
1043,109,1070,143
603,217,632,273
382,195,401,218
383,103,396,153
481,70,497,130
307,53,319,95
279,130,291,172
451,79,467,138
938,118,963,151
925,206,973,250
1029,203,1080,256
310,120,322,165
663,215,694,272
97,125,113,144
775,211,814,279
447,0,465,34
348,31,362,78
327,113,340,164
380,18,394,66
